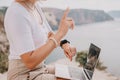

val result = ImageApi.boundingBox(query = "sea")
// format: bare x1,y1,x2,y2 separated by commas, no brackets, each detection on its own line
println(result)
46,19,120,77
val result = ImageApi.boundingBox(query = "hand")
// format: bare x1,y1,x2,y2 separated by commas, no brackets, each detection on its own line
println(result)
57,7,75,38
48,31,55,38
62,43,76,61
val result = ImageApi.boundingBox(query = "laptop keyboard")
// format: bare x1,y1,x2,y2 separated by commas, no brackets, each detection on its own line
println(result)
68,66,86,80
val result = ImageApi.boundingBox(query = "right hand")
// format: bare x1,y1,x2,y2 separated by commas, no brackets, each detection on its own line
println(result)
62,43,76,61
57,7,75,38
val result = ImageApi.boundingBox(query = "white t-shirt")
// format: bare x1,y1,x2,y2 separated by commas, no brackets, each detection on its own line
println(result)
4,1,52,60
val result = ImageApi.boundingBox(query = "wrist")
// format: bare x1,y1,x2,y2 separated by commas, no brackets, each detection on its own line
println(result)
49,37,58,48
62,42,70,49
48,32,62,48
54,31,63,43
60,39,70,49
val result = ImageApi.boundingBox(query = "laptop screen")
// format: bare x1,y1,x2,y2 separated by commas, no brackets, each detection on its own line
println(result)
83,43,101,79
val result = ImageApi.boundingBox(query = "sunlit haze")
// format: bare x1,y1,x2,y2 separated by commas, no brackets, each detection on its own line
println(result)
0,0,120,12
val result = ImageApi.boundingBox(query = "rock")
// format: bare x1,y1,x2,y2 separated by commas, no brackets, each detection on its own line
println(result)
0,7,9,74
108,11,120,18
42,8,114,30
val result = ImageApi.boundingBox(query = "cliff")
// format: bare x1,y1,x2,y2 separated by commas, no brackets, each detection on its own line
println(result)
108,10,120,18
0,7,114,30
42,8,114,30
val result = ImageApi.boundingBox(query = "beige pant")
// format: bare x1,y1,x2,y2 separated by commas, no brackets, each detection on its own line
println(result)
7,59,56,80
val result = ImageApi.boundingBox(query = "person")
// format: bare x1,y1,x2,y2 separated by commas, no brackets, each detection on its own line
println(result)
4,0,76,80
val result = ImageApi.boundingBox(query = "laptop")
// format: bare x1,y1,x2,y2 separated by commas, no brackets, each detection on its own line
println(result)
55,43,101,80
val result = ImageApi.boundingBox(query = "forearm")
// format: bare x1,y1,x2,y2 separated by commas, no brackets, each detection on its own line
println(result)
20,32,62,69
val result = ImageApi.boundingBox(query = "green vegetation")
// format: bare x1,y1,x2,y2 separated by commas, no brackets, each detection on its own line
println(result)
0,7,9,74
0,41,9,73
0,35,9,73
0,52,8,73
75,51,107,71
76,51,88,67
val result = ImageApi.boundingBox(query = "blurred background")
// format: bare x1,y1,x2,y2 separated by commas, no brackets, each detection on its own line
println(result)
0,0,120,80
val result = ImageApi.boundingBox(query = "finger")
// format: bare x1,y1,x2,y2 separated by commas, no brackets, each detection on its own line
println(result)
64,49,72,60
62,7,70,19
66,17,73,21
68,54,72,61
74,47,77,55
48,32,54,38
64,48,72,57
64,51,71,59
69,20,75,30
48,32,52,38
67,52,73,61
71,20,75,30
63,45,71,53
72,48,76,56
70,57,72,61
66,51,72,61
63,44,73,61
67,19,75,30
70,47,76,57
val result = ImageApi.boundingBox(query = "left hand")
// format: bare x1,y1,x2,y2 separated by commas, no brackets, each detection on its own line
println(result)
48,32,76,61
62,43,76,61
48,31,55,38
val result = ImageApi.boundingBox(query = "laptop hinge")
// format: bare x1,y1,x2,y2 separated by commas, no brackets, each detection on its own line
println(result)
83,69,91,80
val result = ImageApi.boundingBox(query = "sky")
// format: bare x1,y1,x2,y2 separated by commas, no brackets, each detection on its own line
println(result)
0,0,120,12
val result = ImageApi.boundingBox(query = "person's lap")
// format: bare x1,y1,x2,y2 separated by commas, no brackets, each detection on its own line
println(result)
29,65,66,80
35,65,67,80
35,65,56,80
8,60,66,80
34,73,56,80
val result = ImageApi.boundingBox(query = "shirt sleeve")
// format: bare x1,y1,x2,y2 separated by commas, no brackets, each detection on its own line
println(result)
4,9,35,56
